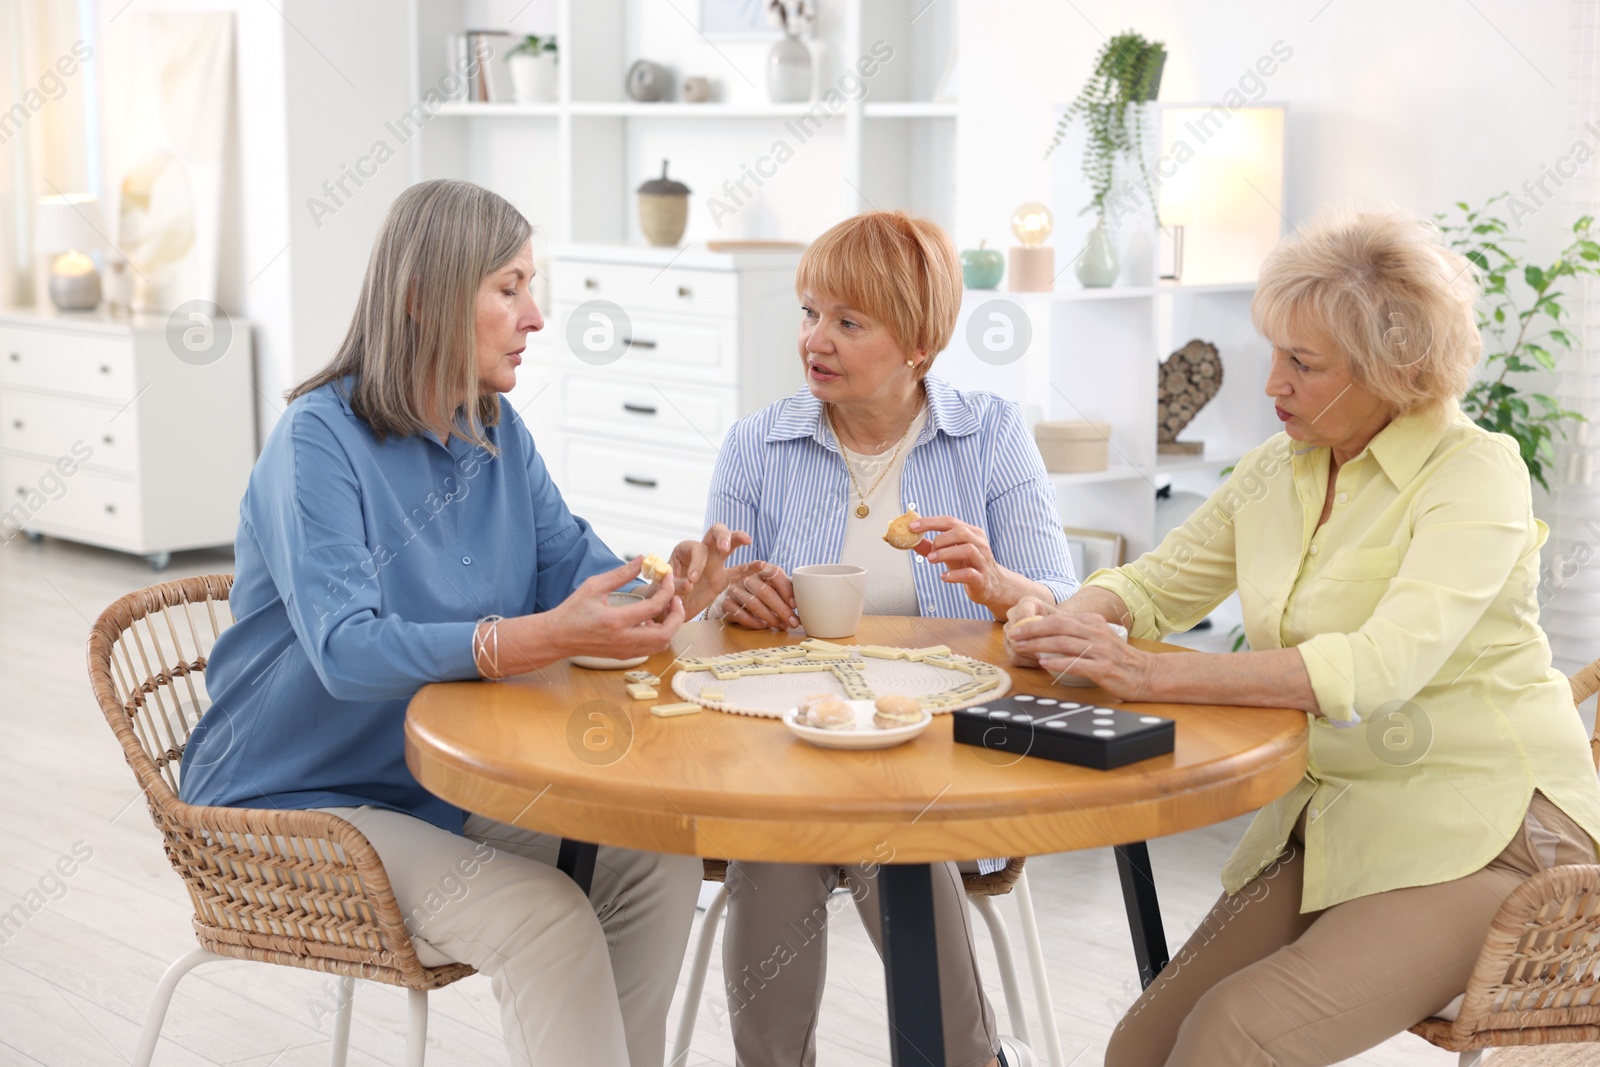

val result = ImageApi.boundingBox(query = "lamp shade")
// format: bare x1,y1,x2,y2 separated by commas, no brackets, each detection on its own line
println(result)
35,194,107,255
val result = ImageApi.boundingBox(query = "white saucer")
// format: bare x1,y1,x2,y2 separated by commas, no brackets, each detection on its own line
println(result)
571,655,649,670
781,700,933,750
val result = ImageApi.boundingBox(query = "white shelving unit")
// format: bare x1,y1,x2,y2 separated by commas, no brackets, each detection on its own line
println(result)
406,0,960,249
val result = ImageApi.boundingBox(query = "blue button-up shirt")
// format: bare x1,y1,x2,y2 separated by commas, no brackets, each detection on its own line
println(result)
179,380,625,832
706,375,1077,613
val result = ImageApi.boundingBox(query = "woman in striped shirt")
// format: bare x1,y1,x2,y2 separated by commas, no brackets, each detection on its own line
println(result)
705,211,1076,1067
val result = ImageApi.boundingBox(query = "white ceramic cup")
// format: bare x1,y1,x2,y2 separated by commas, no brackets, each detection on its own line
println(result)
571,591,651,669
790,564,868,639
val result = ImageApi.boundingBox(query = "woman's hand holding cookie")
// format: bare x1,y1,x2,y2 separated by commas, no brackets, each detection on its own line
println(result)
911,514,1029,613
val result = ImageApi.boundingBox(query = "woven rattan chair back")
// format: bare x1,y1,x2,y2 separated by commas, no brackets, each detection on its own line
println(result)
87,574,473,991
1407,655,1600,1058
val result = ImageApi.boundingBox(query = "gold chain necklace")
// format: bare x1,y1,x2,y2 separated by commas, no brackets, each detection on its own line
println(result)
830,396,924,519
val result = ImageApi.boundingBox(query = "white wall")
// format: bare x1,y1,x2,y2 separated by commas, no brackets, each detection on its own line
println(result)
958,0,1577,261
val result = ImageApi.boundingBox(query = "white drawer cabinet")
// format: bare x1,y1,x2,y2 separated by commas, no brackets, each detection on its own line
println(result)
0,307,255,568
543,244,805,559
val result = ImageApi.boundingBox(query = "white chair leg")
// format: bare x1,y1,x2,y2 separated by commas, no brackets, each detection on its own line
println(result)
1014,871,1066,1067
405,988,428,1067
670,883,729,1067
133,947,227,1067
329,977,355,1067
968,894,1031,1047
1459,1052,1484,1067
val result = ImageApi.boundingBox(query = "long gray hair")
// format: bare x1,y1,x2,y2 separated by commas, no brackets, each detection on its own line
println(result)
290,180,532,452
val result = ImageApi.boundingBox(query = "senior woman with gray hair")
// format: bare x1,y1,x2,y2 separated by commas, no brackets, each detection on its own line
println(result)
179,179,765,1066
1005,208,1600,1065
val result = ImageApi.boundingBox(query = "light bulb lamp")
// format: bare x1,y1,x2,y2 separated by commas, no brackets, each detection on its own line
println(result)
1158,173,1192,283
1008,201,1055,292
35,194,107,311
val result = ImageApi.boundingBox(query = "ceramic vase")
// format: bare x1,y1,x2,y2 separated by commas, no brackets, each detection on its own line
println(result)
768,33,812,103
1075,219,1120,288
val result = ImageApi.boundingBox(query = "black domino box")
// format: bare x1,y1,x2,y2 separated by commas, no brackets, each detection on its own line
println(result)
952,694,1175,770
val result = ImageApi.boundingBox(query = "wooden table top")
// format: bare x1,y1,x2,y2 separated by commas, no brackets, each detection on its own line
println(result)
406,618,1309,864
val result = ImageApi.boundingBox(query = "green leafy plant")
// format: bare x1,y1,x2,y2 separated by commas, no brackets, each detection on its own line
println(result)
510,34,557,58
1046,30,1165,221
1435,194,1597,491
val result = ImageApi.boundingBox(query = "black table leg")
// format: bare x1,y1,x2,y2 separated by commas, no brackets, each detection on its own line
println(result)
879,863,947,1067
557,838,598,896
1114,841,1170,988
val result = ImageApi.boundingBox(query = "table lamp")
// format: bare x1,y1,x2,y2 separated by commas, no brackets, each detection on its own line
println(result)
1158,164,1194,282
1008,202,1054,292
35,194,107,311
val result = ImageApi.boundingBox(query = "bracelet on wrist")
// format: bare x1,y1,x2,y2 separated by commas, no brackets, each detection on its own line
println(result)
473,615,507,680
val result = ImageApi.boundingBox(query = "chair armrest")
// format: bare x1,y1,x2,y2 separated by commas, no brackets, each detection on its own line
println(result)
1442,863,1600,1045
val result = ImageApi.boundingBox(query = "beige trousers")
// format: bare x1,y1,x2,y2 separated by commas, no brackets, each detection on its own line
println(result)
722,859,999,1067
323,805,702,1067
1104,792,1598,1067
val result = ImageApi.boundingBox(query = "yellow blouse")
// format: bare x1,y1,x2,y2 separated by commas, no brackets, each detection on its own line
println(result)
1085,404,1600,911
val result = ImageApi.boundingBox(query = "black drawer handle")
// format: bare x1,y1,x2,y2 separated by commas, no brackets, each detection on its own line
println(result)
622,337,657,349
676,286,692,299
584,277,599,289
622,402,658,415
623,475,658,489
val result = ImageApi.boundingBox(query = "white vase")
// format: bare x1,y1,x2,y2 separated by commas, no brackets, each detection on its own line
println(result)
509,53,539,104
1075,219,1120,288
768,33,812,103
532,52,558,102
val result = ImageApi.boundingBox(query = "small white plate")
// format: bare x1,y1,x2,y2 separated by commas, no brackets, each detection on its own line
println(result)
782,700,933,750
571,655,649,670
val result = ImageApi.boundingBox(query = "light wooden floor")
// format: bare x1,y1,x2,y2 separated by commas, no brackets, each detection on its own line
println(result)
0,534,1470,1066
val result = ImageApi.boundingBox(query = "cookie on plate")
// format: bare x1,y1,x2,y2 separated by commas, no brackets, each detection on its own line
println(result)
872,694,923,729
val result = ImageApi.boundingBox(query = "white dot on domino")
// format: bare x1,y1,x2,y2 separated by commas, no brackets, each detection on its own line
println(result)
1015,694,1035,702
1139,716,1163,724
1046,721,1068,729
1092,718,1115,726
988,711,1010,720
1036,698,1058,706
1093,729,1116,737
1013,714,1033,723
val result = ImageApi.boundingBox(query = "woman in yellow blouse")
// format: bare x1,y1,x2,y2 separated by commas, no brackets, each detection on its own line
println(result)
1005,208,1600,1066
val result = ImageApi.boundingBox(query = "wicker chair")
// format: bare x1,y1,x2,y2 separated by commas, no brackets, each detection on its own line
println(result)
87,575,475,1067
1407,655,1600,1066
669,856,1065,1067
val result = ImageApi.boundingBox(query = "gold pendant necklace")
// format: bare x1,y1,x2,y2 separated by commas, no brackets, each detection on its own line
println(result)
832,397,923,519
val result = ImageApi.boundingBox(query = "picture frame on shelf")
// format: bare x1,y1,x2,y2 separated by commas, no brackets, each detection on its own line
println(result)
700,0,781,38
1062,526,1128,581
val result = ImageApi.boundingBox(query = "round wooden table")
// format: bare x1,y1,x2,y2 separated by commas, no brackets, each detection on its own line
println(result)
407,617,1308,1066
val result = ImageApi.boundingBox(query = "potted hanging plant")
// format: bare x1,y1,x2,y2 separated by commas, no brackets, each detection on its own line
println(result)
1046,31,1165,286
1434,193,1597,491
509,35,558,104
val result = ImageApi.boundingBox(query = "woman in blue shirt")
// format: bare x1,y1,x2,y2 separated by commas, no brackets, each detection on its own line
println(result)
180,179,752,1067
706,211,1076,1067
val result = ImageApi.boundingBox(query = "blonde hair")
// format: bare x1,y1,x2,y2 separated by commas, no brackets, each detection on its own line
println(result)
796,210,962,373
289,179,532,451
1252,207,1481,414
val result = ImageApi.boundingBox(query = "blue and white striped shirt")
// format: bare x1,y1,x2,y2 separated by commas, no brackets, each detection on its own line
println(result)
705,374,1077,615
